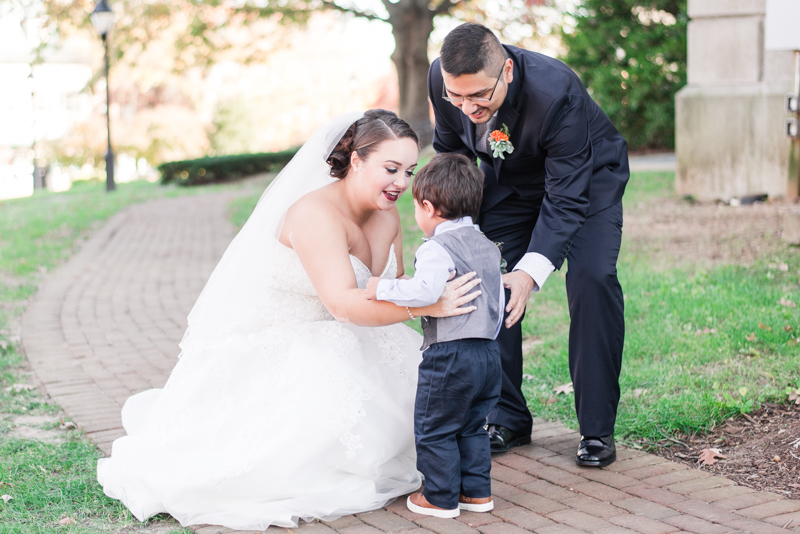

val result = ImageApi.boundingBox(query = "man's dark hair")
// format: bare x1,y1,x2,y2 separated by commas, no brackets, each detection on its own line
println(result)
440,23,506,77
412,153,483,220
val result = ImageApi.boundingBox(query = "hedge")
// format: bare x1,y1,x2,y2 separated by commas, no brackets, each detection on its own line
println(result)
159,149,299,186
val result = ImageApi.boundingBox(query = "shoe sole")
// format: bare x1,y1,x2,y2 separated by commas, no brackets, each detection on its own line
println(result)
459,501,494,512
490,435,532,454
575,454,617,467
407,496,460,518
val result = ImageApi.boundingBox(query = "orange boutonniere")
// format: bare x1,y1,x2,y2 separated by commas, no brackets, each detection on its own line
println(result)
489,123,514,159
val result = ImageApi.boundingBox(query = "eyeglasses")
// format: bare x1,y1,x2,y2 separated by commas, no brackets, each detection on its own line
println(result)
442,64,505,104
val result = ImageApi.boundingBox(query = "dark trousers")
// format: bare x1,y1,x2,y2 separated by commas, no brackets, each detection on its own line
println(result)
479,194,624,438
415,339,502,510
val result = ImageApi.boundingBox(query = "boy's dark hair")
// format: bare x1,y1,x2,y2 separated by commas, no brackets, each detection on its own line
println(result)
440,23,506,78
412,153,483,220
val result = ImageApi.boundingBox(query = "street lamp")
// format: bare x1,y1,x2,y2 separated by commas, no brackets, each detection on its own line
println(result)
90,0,116,192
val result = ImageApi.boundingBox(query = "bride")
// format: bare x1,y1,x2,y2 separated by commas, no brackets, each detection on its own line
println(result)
97,110,480,531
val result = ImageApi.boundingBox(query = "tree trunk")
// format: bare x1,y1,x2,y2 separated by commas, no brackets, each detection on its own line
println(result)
386,1,436,146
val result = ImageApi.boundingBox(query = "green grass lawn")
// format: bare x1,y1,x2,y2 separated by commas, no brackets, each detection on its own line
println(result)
517,172,800,444
0,179,251,533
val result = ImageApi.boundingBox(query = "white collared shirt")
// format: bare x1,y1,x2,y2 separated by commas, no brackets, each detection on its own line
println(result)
376,217,504,337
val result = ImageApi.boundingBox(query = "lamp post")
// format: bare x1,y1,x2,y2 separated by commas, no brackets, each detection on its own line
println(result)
90,0,116,192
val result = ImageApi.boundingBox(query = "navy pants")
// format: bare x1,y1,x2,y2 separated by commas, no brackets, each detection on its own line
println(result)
480,195,624,438
415,339,502,510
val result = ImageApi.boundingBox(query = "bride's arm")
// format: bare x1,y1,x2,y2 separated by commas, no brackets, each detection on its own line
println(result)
286,201,477,327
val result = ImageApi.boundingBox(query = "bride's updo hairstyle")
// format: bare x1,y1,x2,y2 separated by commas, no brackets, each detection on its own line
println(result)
326,109,419,179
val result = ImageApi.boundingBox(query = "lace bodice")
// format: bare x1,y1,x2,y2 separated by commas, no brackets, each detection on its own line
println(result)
265,243,397,324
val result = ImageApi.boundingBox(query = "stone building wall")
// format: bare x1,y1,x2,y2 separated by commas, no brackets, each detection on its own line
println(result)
675,0,795,200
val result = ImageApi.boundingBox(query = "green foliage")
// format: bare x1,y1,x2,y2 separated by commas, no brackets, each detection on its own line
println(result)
159,150,298,186
562,1,688,150
209,98,260,156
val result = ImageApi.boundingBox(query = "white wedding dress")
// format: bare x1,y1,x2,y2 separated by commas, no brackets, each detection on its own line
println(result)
97,112,424,531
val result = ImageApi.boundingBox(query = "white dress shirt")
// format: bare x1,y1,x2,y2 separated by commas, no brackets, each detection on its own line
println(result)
376,217,505,338
514,252,555,292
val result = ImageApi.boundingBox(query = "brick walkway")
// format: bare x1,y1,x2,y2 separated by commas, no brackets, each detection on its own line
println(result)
21,193,800,534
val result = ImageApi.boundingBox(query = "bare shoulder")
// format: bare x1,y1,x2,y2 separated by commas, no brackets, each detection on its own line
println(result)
281,187,344,245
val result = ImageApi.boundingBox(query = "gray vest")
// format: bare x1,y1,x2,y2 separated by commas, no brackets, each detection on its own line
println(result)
420,226,503,350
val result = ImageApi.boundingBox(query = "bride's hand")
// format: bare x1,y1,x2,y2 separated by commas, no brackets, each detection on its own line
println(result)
414,272,481,318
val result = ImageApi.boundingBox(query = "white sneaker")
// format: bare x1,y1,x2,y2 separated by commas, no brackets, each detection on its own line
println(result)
458,497,494,512
406,494,460,518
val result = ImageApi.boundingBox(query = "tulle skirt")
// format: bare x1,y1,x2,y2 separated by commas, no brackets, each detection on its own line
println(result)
97,321,423,530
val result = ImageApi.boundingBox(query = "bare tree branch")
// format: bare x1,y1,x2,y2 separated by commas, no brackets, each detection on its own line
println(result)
320,0,387,21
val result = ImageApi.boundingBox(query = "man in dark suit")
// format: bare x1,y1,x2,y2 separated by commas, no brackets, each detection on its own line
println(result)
427,23,628,466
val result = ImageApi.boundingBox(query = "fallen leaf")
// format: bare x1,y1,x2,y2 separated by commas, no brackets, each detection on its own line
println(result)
779,298,797,308
4,384,35,393
58,516,76,525
1,495,11,503
543,396,557,405
745,333,757,341
59,420,77,430
698,448,727,466
0,340,7,350
0,483,12,488
758,322,772,331
785,325,795,333
633,388,649,399
773,455,781,462
779,263,789,272
695,327,717,335
522,374,535,381
553,382,574,395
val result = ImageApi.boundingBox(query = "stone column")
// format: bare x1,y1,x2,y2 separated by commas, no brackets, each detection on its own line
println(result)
675,0,795,201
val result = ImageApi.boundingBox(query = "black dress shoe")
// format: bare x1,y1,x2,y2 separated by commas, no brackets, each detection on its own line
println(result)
576,435,616,467
487,425,531,453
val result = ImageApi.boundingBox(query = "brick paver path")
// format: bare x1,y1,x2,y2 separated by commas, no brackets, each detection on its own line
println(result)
21,193,799,534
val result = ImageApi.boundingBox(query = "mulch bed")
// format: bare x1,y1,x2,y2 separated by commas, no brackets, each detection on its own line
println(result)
646,402,800,498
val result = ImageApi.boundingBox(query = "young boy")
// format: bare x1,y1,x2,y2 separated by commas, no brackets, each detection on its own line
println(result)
365,153,504,518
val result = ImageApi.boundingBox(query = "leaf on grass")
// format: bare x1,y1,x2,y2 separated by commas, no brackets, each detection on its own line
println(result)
58,516,76,525
633,388,649,399
1,495,11,503
59,420,77,430
522,374,535,381
695,327,717,335
543,396,557,405
789,389,800,404
779,298,797,308
698,448,726,466
0,482,12,488
779,263,789,272
745,333,757,341
0,340,7,350
553,382,574,395
758,322,772,331
4,384,35,393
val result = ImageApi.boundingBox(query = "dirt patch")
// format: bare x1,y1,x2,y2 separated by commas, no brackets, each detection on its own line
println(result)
624,198,796,270
649,402,800,499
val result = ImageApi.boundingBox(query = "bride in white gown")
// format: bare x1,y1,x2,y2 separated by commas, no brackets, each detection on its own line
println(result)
97,110,480,531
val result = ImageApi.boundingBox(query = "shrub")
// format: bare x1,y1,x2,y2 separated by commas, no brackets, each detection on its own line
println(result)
562,0,687,150
158,149,299,186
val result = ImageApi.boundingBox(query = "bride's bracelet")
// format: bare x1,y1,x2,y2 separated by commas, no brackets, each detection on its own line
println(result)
405,307,415,320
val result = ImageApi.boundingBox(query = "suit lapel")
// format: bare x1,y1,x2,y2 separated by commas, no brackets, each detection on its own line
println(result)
491,100,520,179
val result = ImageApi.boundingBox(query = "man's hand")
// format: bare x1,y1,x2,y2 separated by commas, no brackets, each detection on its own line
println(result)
502,270,535,328
365,277,381,300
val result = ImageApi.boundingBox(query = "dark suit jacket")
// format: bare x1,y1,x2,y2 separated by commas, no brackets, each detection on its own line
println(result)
428,45,629,270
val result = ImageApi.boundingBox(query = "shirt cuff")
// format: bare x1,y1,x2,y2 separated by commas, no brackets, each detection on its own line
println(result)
375,278,393,301
513,252,555,292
